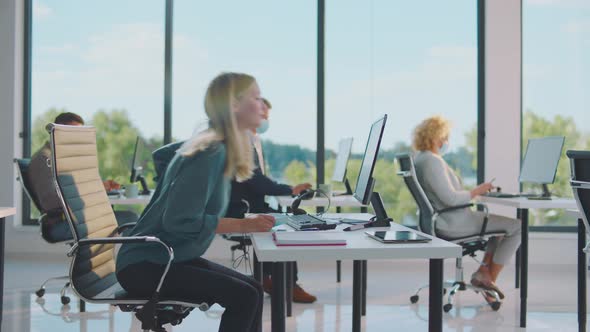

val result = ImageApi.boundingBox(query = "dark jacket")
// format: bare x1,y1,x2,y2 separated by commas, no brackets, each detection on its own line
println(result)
226,150,292,217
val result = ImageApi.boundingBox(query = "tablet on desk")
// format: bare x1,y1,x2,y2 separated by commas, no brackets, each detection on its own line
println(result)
365,231,431,244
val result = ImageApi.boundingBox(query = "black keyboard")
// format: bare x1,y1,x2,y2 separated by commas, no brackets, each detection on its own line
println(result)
286,214,337,230
484,192,520,198
485,192,540,198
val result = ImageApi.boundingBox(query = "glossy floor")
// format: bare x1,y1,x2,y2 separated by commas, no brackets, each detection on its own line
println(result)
2,257,586,331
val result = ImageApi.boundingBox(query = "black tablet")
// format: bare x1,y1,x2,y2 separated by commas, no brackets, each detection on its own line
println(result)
365,231,431,244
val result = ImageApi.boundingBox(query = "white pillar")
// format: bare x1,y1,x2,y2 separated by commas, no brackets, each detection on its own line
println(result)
485,0,522,217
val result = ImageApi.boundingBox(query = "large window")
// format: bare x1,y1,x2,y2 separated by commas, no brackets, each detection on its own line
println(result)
26,0,165,222
523,0,590,227
325,0,478,225
24,1,481,227
172,1,317,185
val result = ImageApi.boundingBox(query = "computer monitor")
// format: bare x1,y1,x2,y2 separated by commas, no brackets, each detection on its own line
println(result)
519,136,565,197
130,136,151,195
331,137,354,195
353,115,388,205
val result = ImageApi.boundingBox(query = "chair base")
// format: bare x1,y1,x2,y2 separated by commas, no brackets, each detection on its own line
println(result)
36,275,72,305
410,279,502,312
119,303,199,332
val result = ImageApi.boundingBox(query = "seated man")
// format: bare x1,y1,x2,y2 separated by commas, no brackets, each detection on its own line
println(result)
28,112,138,242
225,98,316,303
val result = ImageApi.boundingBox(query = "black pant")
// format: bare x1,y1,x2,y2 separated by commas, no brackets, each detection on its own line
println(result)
117,257,263,332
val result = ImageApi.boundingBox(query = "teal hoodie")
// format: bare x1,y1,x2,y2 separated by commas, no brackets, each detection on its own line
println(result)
116,142,229,272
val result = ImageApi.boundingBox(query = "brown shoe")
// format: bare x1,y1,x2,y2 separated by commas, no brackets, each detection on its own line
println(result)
471,272,505,300
262,276,272,295
293,284,317,303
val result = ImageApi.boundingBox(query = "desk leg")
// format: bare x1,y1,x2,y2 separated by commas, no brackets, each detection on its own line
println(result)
253,251,262,284
362,260,367,316
514,247,520,288
578,218,587,332
352,260,363,332
336,207,342,283
286,262,293,317
429,259,443,332
515,210,521,289
0,217,5,327
271,262,286,332
253,252,263,332
519,208,529,328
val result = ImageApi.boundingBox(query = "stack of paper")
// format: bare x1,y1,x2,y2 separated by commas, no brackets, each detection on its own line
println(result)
272,231,347,246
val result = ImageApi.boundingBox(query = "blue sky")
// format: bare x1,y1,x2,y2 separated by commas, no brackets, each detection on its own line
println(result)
31,0,588,153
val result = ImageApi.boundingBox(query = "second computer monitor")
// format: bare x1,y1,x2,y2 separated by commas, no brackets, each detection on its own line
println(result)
332,137,353,182
353,115,388,205
519,136,565,196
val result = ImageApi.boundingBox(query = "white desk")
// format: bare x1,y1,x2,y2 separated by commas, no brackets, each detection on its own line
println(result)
251,213,461,332
479,196,579,329
0,207,17,326
108,194,152,205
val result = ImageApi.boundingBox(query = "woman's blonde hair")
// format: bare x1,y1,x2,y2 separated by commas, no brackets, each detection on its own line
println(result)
179,72,255,181
412,115,451,151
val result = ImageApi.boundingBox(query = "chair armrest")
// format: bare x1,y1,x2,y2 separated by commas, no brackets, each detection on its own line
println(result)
116,222,137,234
437,203,475,214
433,202,490,238
67,235,174,297
571,180,590,189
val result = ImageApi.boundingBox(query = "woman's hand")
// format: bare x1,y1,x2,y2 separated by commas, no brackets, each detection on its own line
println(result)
292,183,312,195
470,182,494,198
243,214,276,232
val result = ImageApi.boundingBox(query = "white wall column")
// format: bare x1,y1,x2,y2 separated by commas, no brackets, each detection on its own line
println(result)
484,0,522,217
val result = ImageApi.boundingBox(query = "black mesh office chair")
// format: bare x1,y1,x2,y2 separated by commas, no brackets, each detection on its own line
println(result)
396,153,505,312
47,123,210,332
14,158,75,305
568,150,590,251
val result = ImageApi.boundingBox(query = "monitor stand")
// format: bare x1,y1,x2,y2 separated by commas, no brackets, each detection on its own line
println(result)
334,177,353,196
368,192,392,227
526,184,552,200
137,175,151,195
541,184,551,198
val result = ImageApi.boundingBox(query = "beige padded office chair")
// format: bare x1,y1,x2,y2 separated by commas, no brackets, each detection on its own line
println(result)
396,153,505,312
47,123,209,332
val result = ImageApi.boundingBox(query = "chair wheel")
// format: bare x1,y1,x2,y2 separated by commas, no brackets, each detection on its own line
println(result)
443,303,453,312
36,288,45,297
410,295,419,304
61,296,70,305
490,301,501,311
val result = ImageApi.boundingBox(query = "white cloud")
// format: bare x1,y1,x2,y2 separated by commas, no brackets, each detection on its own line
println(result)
39,43,77,55
33,2,53,20
525,0,590,8
564,19,590,34
324,45,478,151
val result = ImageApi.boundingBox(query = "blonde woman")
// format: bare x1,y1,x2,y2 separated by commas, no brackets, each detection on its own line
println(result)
412,115,521,303
116,73,275,332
